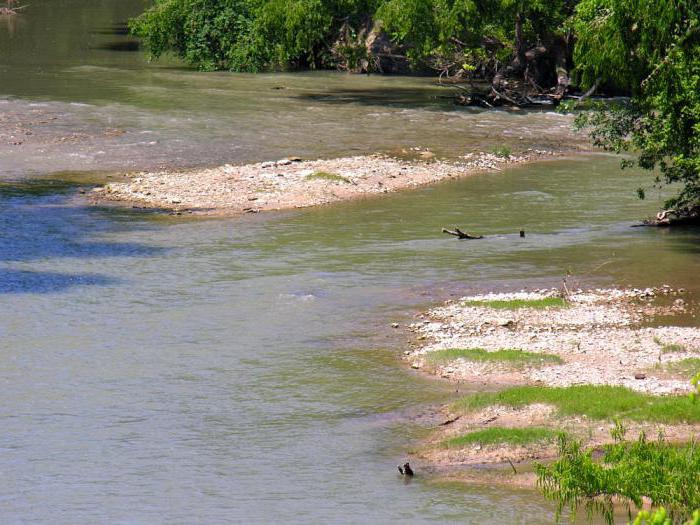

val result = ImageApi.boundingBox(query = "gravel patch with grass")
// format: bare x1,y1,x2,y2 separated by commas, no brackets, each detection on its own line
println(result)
407,288,698,394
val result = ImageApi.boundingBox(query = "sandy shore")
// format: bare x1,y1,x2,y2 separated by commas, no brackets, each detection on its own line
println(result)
89,149,559,215
401,288,700,484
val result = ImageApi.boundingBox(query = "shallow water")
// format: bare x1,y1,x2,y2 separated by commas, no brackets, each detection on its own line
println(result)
1,2,699,524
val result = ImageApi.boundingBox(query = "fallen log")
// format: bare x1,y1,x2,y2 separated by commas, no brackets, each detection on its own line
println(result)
442,227,483,239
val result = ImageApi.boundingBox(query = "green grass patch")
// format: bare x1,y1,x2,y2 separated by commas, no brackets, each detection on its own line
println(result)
654,337,689,354
446,426,559,448
492,145,512,158
666,358,700,377
462,297,567,310
425,348,563,368
452,385,700,424
304,171,350,183
662,343,687,353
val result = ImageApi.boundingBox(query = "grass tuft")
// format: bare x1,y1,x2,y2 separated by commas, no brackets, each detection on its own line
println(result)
304,171,350,183
445,426,559,448
425,348,562,368
452,385,700,424
462,297,567,310
654,337,689,354
492,146,512,158
662,343,687,353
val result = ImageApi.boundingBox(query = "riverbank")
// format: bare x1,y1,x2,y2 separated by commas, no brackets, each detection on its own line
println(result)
402,288,700,487
88,149,560,215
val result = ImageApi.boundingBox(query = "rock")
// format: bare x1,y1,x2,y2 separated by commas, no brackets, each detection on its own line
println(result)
170,198,181,204
277,159,292,166
411,363,421,369
634,373,647,380
391,323,399,328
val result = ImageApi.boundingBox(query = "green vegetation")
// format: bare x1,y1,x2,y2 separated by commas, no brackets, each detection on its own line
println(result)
536,425,700,524
654,337,693,354
492,146,512,158
462,297,567,309
569,0,700,219
425,347,562,368
131,0,577,79
631,508,700,525
692,373,700,403
452,385,700,423
664,358,700,377
446,426,559,448
662,344,688,354
304,171,350,183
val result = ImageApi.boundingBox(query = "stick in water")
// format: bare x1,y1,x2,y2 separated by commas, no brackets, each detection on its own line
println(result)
442,227,483,239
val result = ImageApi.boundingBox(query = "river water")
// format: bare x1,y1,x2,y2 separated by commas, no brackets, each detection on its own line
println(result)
1,2,699,524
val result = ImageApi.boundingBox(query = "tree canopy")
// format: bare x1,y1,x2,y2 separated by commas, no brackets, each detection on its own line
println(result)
131,0,575,74
570,0,700,218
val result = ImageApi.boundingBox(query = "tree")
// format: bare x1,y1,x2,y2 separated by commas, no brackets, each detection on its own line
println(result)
570,0,700,222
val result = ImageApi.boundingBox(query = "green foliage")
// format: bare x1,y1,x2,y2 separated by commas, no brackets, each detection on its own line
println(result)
131,0,577,73
304,171,351,183
571,0,700,212
129,0,257,71
492,145,512,158
131,0,377,71
462,297,567,309
630,508,700,525
445,426,559,447
536,425,700,524
691,373,700,403
377,0,576,69
452,385,700,423
424,347,563,367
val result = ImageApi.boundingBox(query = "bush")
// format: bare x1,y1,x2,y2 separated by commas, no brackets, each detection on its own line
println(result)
536,424,700,524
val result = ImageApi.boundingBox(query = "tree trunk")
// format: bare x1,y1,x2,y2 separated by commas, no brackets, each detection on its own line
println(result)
552,37,570,98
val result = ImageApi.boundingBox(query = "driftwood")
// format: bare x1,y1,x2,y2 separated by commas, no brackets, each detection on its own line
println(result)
442,227,483,239
642,206,700,226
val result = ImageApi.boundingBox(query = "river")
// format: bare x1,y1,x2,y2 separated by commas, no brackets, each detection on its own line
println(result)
1,1,699,524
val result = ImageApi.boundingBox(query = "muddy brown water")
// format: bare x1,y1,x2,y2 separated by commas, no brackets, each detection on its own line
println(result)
1,1,699,523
